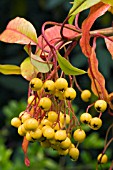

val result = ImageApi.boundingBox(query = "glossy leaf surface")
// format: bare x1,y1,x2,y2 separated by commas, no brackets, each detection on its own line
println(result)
0,17,38,45
0,64,21,75
57,51,86,76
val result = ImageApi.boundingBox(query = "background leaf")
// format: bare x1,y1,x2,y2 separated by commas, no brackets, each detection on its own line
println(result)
0,17,38,45
20,57,37,81
57,51,86,75
0,64,21,75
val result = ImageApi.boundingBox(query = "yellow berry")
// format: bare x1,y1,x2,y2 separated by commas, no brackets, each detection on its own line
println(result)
81,90,91,102
60,112,70,125
44,80,55,94
30,78,43,91
94,100,107,112
26,132,35,142
97,153,108,164
64,87,76,100
11,117,21,128
60,137,71,149
69,147,79,161
27,95,39,106
54,90,64,100
18,124,27,136
30,128,42,140
47,111,58,123
55,78,68,91
80,112,92,124
90,117,102,130
23,118,38,131
43,126,55,139
73,129,86,143
38,97,52,111
55,130,67,141
58,148,69,156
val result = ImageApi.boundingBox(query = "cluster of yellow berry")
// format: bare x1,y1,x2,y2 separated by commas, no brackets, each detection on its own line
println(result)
11,77,108,163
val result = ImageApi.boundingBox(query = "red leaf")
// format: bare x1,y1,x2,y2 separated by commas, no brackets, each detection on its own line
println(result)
80,2,110,57
22,137,30,166
0,17,38,45
105,36,113,59
25,156,30,167
88,48,108,101
37,25,79,52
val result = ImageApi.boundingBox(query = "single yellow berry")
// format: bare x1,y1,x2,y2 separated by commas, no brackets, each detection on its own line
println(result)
11,117,21,128
80,112,92,124
23,118,38,131
73,129,86,143
94,100,107,112
55,78,68,91
55,130,67,141
64,87,76,100
43,80,55,94
81,90,91,102
30,78,43,91
38,97,52,111
69,147,79,161
89,117,102,130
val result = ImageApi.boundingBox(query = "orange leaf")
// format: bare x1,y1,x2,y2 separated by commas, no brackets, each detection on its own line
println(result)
79,2,110,100
80,2,110,57
22,136,29,155
88,48,108,101
37,25,79,52
22,137,30,166
0,17,38,45
105,36,113,59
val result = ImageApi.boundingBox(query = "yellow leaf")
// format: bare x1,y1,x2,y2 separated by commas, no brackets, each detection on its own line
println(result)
0,64,21,75
102,0,113,6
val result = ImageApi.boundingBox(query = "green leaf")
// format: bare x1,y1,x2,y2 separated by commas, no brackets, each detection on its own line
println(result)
69,0,86,15
57,51,87,75
20,57,37,81
31,54,53,73
101,0,113,6
0,64,21,75
68,0,100,24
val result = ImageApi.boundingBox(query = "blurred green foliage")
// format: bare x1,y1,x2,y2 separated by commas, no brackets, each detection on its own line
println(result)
0,99,112,170
0,0,113,170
